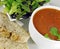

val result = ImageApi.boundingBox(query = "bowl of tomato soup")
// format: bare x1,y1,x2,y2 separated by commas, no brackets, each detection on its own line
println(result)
29,6,60,49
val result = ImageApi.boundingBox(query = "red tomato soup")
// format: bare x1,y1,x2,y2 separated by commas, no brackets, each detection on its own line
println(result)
33,8,60,40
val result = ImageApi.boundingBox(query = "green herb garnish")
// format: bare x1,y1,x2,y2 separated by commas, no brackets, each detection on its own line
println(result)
57,34,60,40
44,34,49,38
50,27,60,40
50,27,58,36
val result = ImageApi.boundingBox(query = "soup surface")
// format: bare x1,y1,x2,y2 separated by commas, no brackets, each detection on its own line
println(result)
33,8,60,40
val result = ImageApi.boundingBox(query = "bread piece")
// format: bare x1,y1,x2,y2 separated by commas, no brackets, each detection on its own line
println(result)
0,12,30,43
0,37,28,49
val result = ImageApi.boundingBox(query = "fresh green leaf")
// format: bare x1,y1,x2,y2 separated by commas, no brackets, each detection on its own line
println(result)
35,0,44,2
16,0,24,3
16,10,26,20
31,1,36,5
27,0,31,5
32,2,40,10
21,4,30,12
16,14,22,20
7,0,14,5
0,1,6,6
50,27,58,36
3,6,10,13
5,4,11,10
9,1,19,14
45,0,50,2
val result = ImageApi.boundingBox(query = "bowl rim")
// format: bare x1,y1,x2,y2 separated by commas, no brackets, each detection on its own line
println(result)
30,5,60,42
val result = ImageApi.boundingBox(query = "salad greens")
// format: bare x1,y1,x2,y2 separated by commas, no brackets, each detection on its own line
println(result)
0,0,50,20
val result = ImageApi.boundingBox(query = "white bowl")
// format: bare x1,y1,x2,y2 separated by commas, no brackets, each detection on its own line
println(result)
29,5,60,49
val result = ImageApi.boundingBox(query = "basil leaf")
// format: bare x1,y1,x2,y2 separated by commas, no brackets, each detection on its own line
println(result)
50,27,58,36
